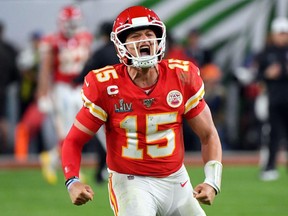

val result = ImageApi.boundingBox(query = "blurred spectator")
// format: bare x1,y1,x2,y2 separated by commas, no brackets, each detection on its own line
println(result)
181,29,224,151
0,20,19,153
184,29,219,150
255,17,288,181
36,5,93,184
164,30,190,61
74,21,118,184
200,63,226,148
17,31,42,116
14,31,46,162
232,53,263,151
184,28,212,68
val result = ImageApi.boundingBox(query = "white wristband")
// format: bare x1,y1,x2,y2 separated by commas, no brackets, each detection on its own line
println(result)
66,177,80,191
203,160,222,194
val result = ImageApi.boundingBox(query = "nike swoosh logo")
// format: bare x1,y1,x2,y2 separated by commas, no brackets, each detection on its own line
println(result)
180,180,188,187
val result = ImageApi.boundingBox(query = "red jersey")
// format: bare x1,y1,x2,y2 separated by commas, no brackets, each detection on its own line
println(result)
40,31,93,83
82,59,206,177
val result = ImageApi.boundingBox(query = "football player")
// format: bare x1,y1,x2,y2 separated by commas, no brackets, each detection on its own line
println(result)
62,5,223,216
36,5,105,184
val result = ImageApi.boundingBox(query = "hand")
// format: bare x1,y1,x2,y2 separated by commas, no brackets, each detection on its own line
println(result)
193,183,216,205
265,63,281,79
37,95,53,113
68,181,94,206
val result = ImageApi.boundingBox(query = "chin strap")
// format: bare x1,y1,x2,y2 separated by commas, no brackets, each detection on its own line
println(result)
132,56,158,68
203,160,223,194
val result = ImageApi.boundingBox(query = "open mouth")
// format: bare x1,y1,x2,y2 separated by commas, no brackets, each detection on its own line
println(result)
139,46,150,56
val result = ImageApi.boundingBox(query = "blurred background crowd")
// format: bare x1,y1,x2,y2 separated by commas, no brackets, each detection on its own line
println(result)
0,0,288,183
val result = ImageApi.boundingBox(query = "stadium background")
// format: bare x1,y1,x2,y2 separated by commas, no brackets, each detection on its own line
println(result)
0,0,288,152
0,0,288,215
1,0,286,69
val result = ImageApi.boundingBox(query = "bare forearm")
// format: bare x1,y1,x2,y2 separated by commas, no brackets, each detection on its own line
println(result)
187,105,222,163
200,128,222,163
37,51,52,97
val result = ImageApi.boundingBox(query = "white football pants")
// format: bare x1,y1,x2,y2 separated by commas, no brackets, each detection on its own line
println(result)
108,165,206,216
52,82,106,147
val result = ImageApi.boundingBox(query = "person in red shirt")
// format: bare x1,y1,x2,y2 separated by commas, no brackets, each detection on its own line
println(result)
62,6,222,216
36,5,105,185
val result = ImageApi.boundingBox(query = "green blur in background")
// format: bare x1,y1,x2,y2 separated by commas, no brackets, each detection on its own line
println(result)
0,166,287,216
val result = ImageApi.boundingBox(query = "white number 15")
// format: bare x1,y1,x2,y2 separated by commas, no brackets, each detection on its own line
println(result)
120,112,177,159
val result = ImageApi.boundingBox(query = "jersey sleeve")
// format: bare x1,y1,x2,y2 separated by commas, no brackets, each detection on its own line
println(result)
183,62,206,119
81,71,108,122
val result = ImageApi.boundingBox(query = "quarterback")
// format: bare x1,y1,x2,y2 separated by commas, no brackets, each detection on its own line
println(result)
62,5,222,216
